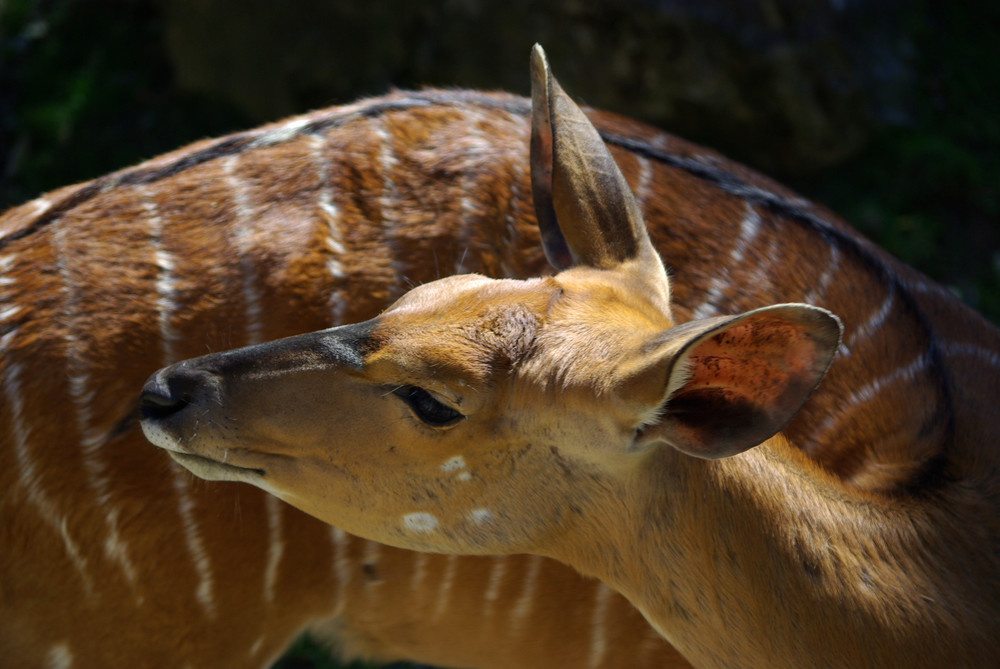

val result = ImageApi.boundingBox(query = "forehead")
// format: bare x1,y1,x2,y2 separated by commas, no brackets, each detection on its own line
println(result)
384,274,553,316
368,275,557,382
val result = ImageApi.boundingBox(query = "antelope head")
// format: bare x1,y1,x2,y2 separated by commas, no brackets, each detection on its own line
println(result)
139,46,840,558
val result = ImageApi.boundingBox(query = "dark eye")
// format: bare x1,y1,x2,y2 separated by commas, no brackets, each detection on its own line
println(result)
393,386,464,427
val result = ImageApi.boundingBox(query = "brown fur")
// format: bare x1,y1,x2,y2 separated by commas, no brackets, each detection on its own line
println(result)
135,48,1000,668
4,49,998,668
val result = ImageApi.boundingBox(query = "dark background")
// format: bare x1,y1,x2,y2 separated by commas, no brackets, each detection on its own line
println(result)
0,0,997,663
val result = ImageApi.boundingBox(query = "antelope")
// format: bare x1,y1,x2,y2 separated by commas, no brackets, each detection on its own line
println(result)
140,46,1000,668
2,45,996,669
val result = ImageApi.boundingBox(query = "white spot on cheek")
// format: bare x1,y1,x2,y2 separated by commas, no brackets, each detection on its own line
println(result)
456,471,472,482
469,508,493,525
402,512,439,533
440,455,467,472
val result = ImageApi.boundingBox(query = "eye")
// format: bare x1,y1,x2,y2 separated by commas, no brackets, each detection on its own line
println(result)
393,385,464,427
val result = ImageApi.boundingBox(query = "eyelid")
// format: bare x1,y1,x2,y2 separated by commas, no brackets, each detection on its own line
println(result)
392,385,465,427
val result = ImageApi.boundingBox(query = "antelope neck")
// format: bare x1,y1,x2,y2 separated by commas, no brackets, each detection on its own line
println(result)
546,439,987,669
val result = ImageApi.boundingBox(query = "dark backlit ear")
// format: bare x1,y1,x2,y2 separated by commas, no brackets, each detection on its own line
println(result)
529,44,658,273
636,304,842,459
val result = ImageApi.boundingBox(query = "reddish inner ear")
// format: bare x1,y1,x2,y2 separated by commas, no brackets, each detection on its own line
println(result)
661,314,832,459
683,318,816,407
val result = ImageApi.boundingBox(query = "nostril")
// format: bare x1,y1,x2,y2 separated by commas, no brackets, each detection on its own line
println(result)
139,384,189,420
139,366,202,421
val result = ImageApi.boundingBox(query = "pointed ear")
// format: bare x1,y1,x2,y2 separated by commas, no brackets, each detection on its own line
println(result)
529,44,658,272
635,305,842,459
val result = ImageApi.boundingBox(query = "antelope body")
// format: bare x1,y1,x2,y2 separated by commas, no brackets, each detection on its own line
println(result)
140,47,1000,668
2,46,997,669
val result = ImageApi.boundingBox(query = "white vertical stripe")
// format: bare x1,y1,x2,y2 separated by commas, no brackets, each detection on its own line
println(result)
51,224,139,591
330,527,352,615
634,155,654,209
803,244,841,305
46,643,73,669
172,467,217,618
8,361,93,594
224,155,264,345
410,551,430,592
138,185,179,364
308,134,347,275
308,133,347,326
51,224,97,441
372,120,406,289
483,555,508,618
248,636,265,659
509,554,544,629
455,193,477,275
432,554,459,620
843,285,895,355
263,494,285,605
453,109,494,275
588,583,613,669
692,204,762,319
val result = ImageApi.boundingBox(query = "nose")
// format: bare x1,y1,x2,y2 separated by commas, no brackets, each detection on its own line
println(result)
139,364,212,421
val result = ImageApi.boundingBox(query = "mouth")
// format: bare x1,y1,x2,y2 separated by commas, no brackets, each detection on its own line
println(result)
168,451,266,482
140,414,262,480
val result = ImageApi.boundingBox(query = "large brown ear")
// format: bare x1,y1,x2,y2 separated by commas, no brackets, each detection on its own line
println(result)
635,304,842,459
529,44,659,273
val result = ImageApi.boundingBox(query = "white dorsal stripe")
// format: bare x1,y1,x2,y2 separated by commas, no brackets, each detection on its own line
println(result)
308,134,347,280
692,203,762,319
843,285,896,355
803,243,841,306
373,119,407,291
138,185,179,365
223,154,264,346
814,351,932,441
633,154,654,209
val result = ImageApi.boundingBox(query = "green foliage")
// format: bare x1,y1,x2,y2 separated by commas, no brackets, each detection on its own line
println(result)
791,1,1000,324
0,0,250,207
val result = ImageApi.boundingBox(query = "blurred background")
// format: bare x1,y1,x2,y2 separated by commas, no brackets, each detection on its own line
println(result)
0,0,996,665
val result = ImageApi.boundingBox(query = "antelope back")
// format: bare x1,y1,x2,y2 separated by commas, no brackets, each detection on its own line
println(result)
2,86,997,668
